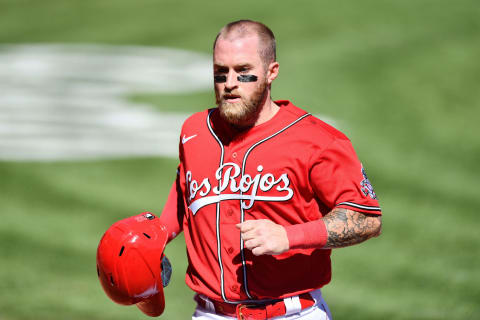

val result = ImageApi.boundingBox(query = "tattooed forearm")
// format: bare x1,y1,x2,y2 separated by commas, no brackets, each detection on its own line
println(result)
322,208,381,249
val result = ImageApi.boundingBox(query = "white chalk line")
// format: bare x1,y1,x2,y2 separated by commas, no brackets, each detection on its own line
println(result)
0,44,212,161
0,44,337,162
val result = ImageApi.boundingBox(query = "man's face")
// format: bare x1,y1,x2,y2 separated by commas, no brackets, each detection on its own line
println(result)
213,35,268,127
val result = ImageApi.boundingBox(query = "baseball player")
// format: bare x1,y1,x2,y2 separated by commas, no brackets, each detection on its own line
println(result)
159,20,382,319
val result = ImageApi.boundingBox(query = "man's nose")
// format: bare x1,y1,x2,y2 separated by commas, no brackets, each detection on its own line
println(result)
225,72,238,90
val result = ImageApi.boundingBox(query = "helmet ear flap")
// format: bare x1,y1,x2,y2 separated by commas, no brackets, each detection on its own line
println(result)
96,212,170,316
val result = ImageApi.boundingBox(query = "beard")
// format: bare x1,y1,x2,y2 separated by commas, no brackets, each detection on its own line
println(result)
216,80,268,127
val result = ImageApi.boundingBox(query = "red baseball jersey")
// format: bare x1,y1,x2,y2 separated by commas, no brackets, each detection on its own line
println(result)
160,100,381,303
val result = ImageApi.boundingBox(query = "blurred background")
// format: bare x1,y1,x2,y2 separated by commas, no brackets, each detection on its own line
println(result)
1,0,479,319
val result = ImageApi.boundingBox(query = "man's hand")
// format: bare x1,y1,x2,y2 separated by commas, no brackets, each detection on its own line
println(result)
236,219,289,256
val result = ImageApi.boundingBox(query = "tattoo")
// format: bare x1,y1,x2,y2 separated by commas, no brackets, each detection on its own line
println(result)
323,208,381,249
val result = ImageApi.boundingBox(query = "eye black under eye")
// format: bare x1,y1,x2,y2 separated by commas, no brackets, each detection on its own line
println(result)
237,75,257,82
214,75,227,83
214,75,258,83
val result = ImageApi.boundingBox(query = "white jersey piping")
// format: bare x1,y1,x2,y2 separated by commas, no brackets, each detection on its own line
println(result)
239,112,311,300
205,109,312,303
206,109,229,302
336,201,381,212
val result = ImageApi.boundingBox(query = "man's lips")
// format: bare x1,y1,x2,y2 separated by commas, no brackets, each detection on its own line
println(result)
223,94,241,102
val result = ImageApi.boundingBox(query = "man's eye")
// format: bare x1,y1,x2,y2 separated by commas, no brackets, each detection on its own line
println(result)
215,68,228,74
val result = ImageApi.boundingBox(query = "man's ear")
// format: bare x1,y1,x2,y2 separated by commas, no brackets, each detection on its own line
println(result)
267,61,279,84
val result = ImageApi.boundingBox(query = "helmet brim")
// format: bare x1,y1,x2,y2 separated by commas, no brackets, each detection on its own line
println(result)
136,288,165,317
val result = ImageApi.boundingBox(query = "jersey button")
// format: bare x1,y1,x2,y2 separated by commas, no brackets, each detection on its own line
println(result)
231,284,239,292
232,152,237,159
226,208,233,216
227,247,234,254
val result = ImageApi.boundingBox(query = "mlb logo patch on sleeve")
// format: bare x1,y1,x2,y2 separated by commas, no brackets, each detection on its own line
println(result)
360,167,377,199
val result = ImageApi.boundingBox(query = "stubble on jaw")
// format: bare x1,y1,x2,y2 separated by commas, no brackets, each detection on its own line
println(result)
216,79,268,128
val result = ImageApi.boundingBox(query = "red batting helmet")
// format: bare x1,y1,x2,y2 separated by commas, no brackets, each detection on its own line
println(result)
96,212,172,317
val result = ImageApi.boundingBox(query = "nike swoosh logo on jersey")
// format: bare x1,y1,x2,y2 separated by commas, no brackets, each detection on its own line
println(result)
182,134,197,144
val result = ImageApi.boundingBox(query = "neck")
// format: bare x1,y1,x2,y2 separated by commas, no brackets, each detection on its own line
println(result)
229,97,279,132
253,98,279,127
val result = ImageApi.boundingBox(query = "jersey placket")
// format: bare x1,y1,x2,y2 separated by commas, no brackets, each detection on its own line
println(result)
207,109,313,302
207,110,250,303
206,110,230,302
223,142,249,300
238,112,313,301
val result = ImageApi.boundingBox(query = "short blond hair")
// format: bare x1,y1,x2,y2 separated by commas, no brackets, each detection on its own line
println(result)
214,20,276,67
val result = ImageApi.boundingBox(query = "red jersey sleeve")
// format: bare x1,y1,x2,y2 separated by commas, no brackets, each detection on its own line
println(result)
310,137,382,215
159,169,185,243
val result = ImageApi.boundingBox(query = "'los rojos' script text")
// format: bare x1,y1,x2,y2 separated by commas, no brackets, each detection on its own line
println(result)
186,162,293,214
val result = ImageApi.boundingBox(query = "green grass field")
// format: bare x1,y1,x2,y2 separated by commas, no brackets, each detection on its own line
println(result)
1,0,479,319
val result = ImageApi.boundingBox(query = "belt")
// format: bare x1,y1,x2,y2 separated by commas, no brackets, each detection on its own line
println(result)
195,293,315,320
